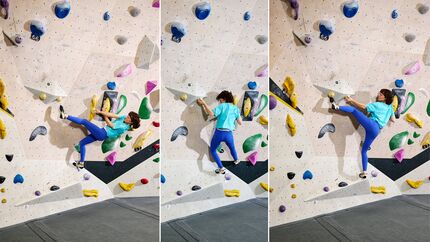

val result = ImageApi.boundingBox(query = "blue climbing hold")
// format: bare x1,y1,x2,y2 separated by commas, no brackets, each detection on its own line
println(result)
391,9,398,19
244,11,251,21
195,2,211,20
13,174,24,184
107,81,116,90
342,0,359,18
171,22,186,43
30,20,47,41
303,170,313,180
54,0,71,19
103,11,110,21
161,174,166,184
319,20,335,41
395,79,404,88
248,81,257,90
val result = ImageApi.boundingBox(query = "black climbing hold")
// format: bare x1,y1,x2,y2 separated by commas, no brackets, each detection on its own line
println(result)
338,181,348,187
295,151,303,159
0,176,5,184
171,126,188,141
287,172,295,180
191,185,201,191
50,185,60,191
5,154,13,161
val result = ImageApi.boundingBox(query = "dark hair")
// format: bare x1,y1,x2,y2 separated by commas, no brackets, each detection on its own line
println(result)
128,111,141,129
380,89,393,105
216,90,234,103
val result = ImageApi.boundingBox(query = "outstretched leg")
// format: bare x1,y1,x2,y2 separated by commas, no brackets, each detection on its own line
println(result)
210,129,224,169
78,135,97,162
67,116,106,140
223,131,239,162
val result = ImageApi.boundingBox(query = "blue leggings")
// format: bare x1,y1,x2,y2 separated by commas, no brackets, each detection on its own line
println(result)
67,116,107,162
210,129,238,168
339,106,380,171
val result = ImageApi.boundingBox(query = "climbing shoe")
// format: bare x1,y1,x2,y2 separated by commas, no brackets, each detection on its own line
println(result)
234,160,240,165
359,172,367,179
59,105,67,119
73,161,84,169
215,168,226,174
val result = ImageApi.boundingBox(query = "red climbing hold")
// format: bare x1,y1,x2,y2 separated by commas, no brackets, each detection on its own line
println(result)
153,143,160,150
140,178,149,184
152,121,160,127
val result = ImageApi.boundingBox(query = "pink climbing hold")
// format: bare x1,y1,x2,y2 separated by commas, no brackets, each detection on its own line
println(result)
152,0,160,8
106,151,117,166
394,148,405,162
146,80,158,95
404,61,420,75
255,64,268,77
116,64,132,78
247,151,258,166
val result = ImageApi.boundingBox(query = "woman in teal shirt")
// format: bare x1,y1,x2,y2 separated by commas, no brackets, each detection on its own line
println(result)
59,105,140,169
197,91,242,174
330,89,395,178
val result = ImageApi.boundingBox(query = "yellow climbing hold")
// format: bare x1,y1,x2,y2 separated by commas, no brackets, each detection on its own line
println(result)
286,114,296,136
259,115,268,125
0,79,9,110
371,186,386,194
0,119,6,139
180,94,188,101
83,189,99,197
270,166,275,171
233,95,239,106
0,188,5,193
119,182,135,191
260,182,273,192
392,96,398,112
243,97,251,117
405,113,423,128
39,92,47,101
283,76,295,96
102,98,111,112
291,194,297,199
421,132,430,149
327,91,335,98
56,96,62,102
224,189,240,197
132,130,153,151
290,93,298,108
88,95,98,121
406,179,423,189
290,184,296,189
1,198,6,203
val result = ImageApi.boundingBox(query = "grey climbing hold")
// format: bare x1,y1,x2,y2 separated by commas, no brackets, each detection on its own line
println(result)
287,172,295,180
256,35,268,44
5,154,13,161
295,151,303,159
318,123,335,138
191,185,201,191
50,185,60,191
83,173,91,180
170,126,188,141
0,176,5,184
418,4,429,14
405,34,416,42
129,7,141,17
116,36,127,45
29,126,47,141
15,35,22,44
338,181,348,187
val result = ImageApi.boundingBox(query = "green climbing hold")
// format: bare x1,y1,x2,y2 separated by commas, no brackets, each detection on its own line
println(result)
116,95,127,114
120,141,126,148
407,138,414,145
413,132,420,138
153,157,160,163
102,137,120,153
138,97,151,119
74,144,80,153
261,141,268,147
389,131,409,151
254,94,268,116
217,145,224,153
400,92,415,114
427,99,430,117
242,133,263,153
125,134,132,141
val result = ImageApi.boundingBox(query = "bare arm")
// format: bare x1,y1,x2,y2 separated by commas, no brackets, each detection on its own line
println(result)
104,115,115,128
345,96,366,110
236,117,242,125
197,98,214,117
98,110,120,119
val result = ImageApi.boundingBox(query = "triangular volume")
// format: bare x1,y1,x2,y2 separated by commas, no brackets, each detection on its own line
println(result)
85,139,160,184
165,86,207,106
16,183,82,206
146,80,158,95
221,160,268,184
368,148,429,181
305,179,370,202
162,183,224,206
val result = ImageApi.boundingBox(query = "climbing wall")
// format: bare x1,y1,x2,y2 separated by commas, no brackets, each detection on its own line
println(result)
160,0,269,222
0,0,160,228
269,0,430,227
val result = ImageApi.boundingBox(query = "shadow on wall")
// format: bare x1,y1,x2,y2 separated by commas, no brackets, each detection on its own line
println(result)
280,0,295,20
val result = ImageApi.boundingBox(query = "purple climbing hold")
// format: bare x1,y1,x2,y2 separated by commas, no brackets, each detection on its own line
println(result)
0,0,9,19
269,96,277,110
304,34,312,44
83,173,91,180
15,35,22,44
289,0,299,20
35,190,41,196
323,186,329,192
279,205,286,212
371,170,378,177
225,174,231,180
176,190,182,196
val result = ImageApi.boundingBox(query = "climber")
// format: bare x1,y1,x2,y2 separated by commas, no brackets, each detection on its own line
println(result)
197,91,242,175
330,89,395,179
59,105,140,169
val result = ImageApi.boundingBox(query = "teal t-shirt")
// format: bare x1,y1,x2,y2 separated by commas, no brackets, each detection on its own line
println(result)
212,103,240,131
105,115,130,138
366,102,394,129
